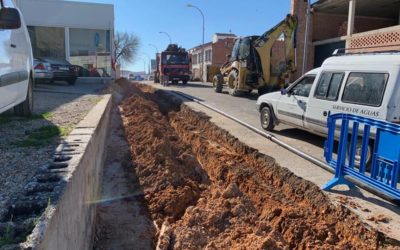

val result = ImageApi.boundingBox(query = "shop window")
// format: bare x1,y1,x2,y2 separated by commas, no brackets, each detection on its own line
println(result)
69,28,111,77
28,26,65,59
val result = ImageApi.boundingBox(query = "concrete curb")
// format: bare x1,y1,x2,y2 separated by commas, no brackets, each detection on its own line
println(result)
21,94,112,250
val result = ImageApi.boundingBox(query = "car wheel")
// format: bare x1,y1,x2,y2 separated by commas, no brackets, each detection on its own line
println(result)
182,80,188,84
213,74,223,93
68,78,76,85
14,77,33,117
260,106,274,131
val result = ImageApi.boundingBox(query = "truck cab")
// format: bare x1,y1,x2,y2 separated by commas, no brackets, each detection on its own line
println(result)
155,44,191,85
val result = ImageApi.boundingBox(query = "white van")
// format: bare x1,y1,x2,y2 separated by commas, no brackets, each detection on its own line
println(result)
0,0,33,116
256,53,400,162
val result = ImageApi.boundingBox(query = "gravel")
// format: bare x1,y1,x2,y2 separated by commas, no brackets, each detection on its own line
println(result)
0,88,104,226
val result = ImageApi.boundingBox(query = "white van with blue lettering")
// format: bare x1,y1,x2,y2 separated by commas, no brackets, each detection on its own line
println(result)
0,0,33,116
256,52,400,164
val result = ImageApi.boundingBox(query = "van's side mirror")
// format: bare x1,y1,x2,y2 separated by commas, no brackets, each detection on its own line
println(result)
0,8,21,30
280,89,288,95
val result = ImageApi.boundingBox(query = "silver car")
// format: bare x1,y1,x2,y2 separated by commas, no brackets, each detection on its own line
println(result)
33,58,53,84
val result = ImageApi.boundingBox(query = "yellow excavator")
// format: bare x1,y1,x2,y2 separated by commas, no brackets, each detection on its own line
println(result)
213,15,297,96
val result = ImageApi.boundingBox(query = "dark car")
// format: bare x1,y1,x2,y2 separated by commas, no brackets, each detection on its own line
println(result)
39,58,78,85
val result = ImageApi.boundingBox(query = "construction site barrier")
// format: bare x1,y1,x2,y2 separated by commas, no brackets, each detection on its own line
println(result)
323,113,400,202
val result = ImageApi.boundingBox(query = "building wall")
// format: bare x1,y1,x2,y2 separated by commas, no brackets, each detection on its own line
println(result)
292,0,399,79
313,13,397,42
189,44,212,80
291,0,314,79
15,0,114,30
211,37,235,67
15,0,115,77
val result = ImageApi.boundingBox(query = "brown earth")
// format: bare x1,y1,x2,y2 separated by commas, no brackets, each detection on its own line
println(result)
112,79,399,249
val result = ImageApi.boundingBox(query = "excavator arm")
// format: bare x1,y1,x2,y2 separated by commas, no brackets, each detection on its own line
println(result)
254,15,297,85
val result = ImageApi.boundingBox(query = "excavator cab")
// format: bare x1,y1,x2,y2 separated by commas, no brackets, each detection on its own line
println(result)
214,15,297,96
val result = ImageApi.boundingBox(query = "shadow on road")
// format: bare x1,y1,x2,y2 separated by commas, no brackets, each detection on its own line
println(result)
329,186,400,213
273,127,325,148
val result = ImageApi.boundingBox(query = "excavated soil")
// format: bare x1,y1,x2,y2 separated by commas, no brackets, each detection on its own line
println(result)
116,81,398,249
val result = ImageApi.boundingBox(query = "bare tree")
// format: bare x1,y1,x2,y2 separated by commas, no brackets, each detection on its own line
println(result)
114,31,140,65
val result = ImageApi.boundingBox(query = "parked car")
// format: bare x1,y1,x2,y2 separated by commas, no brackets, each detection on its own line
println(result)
256,52,400,165
39,58,78,85
33,58,53,84
0,2,33,116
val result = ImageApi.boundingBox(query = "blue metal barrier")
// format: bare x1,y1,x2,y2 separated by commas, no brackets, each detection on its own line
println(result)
322,113,400,201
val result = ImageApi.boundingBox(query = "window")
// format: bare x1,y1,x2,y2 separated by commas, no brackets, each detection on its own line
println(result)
230,39,240,62
162,54,188,65
28,26,65,59
291,75,315,97
192,54,198,65
314,72,344,100
238,38,251,60
69,28,112,77
342,72,388,107
205,50,212,62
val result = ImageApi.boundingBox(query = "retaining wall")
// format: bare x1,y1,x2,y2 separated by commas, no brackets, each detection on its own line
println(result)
22,94,112,250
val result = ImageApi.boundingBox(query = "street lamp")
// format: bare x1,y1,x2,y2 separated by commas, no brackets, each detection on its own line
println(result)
142,53,151,75
187,3,205,82
159,31,172,44
148,43,159,53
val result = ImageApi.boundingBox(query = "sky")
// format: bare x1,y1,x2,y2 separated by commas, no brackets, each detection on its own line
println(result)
75,0,297,72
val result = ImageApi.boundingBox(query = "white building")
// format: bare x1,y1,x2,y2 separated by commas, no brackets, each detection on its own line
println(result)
15,0,115,79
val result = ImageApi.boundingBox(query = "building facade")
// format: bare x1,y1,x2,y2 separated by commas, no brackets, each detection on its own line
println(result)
189,33,236,81
291,0,400,78
15,0,114,79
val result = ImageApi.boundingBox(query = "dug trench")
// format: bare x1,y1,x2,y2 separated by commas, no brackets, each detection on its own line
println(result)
94,80,400,249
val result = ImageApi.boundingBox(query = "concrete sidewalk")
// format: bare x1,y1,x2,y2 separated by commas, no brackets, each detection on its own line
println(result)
146,81,400,241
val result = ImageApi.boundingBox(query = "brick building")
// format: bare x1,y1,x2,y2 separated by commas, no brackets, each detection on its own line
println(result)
291,0,400,79
189,33,236,81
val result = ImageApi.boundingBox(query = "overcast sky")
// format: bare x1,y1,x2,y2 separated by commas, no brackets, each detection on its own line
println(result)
74,0,301,72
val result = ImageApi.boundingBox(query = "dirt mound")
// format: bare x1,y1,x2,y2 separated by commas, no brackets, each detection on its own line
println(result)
119,82,398,249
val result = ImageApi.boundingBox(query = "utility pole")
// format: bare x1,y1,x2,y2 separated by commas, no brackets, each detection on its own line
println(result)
302,0,311,75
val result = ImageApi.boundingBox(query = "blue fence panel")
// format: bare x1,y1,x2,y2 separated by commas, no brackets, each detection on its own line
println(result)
322,113,400,201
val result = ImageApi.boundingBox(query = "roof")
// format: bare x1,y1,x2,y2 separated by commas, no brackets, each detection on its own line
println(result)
188,42,213,52
322,53,400,67
214,33,236,37
312,0,400,19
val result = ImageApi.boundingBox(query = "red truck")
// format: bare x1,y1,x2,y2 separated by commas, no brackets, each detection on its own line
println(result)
153,44,191,85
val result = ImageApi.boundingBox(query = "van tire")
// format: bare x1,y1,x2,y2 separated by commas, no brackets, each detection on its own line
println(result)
14,77,33,117
260,106,274,131
347,138,372,171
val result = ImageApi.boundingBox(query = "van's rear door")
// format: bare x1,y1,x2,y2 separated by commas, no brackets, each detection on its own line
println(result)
305,71,389,134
